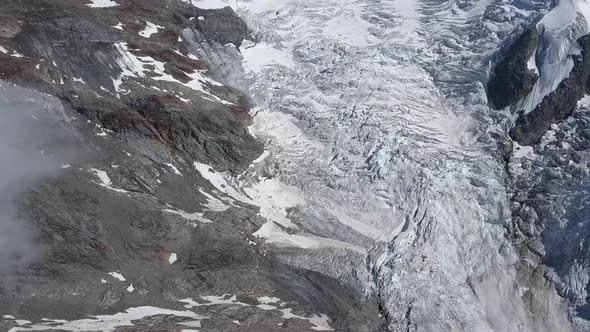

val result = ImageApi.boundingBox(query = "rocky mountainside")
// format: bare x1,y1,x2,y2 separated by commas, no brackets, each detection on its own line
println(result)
0,0,589,331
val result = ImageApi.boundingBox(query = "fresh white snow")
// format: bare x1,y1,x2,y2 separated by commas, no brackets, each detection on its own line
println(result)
108,271,126,281
86,0,119,8
168,253,178,264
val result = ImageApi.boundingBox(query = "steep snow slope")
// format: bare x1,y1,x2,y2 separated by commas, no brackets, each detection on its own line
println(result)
187,0,572,330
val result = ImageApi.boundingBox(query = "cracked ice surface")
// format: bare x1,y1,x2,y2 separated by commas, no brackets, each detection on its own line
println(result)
223,0,570,330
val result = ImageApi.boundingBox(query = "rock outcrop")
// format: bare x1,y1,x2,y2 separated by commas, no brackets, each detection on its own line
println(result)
510,35,590,146
488,27,539,110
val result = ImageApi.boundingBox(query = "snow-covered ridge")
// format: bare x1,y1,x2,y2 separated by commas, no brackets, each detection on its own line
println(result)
518,0,590,114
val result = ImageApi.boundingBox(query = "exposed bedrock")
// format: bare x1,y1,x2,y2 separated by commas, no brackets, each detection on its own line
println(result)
510,34,590,146
487,27,539,110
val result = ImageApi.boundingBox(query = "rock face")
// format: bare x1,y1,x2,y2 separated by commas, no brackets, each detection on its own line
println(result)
510,35,590,146
487,27,540,110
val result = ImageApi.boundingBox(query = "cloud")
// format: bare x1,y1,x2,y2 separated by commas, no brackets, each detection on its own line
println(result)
0,82,63,273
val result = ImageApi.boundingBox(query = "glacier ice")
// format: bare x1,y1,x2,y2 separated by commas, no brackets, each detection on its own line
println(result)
183,0,576,330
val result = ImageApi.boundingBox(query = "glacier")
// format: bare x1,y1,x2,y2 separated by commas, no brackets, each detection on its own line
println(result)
183,0,578,330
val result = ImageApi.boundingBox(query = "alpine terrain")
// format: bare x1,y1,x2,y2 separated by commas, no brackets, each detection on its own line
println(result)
0,0,589,331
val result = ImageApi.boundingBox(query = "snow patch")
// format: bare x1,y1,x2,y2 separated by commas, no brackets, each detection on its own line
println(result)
251,150,270,164
280,308,333,331
7,307,204,332
89,169,128,193
194,162,304,229
162,208,212,223
180,294,333,330
181,0,232,9
258,296,281,304
108,272,126,281
180,295,248,308
139,21,163,38
164,163,183,176
113,43,230,104
86,0,119,8
512,142,534,159
168,253,178,264
253,221,365,252
527,51,538,74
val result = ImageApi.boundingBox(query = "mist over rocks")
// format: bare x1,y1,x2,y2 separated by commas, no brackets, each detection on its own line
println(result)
0,83,66,275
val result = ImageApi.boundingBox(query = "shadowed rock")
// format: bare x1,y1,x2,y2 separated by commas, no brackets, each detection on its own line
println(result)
488,27,539,110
